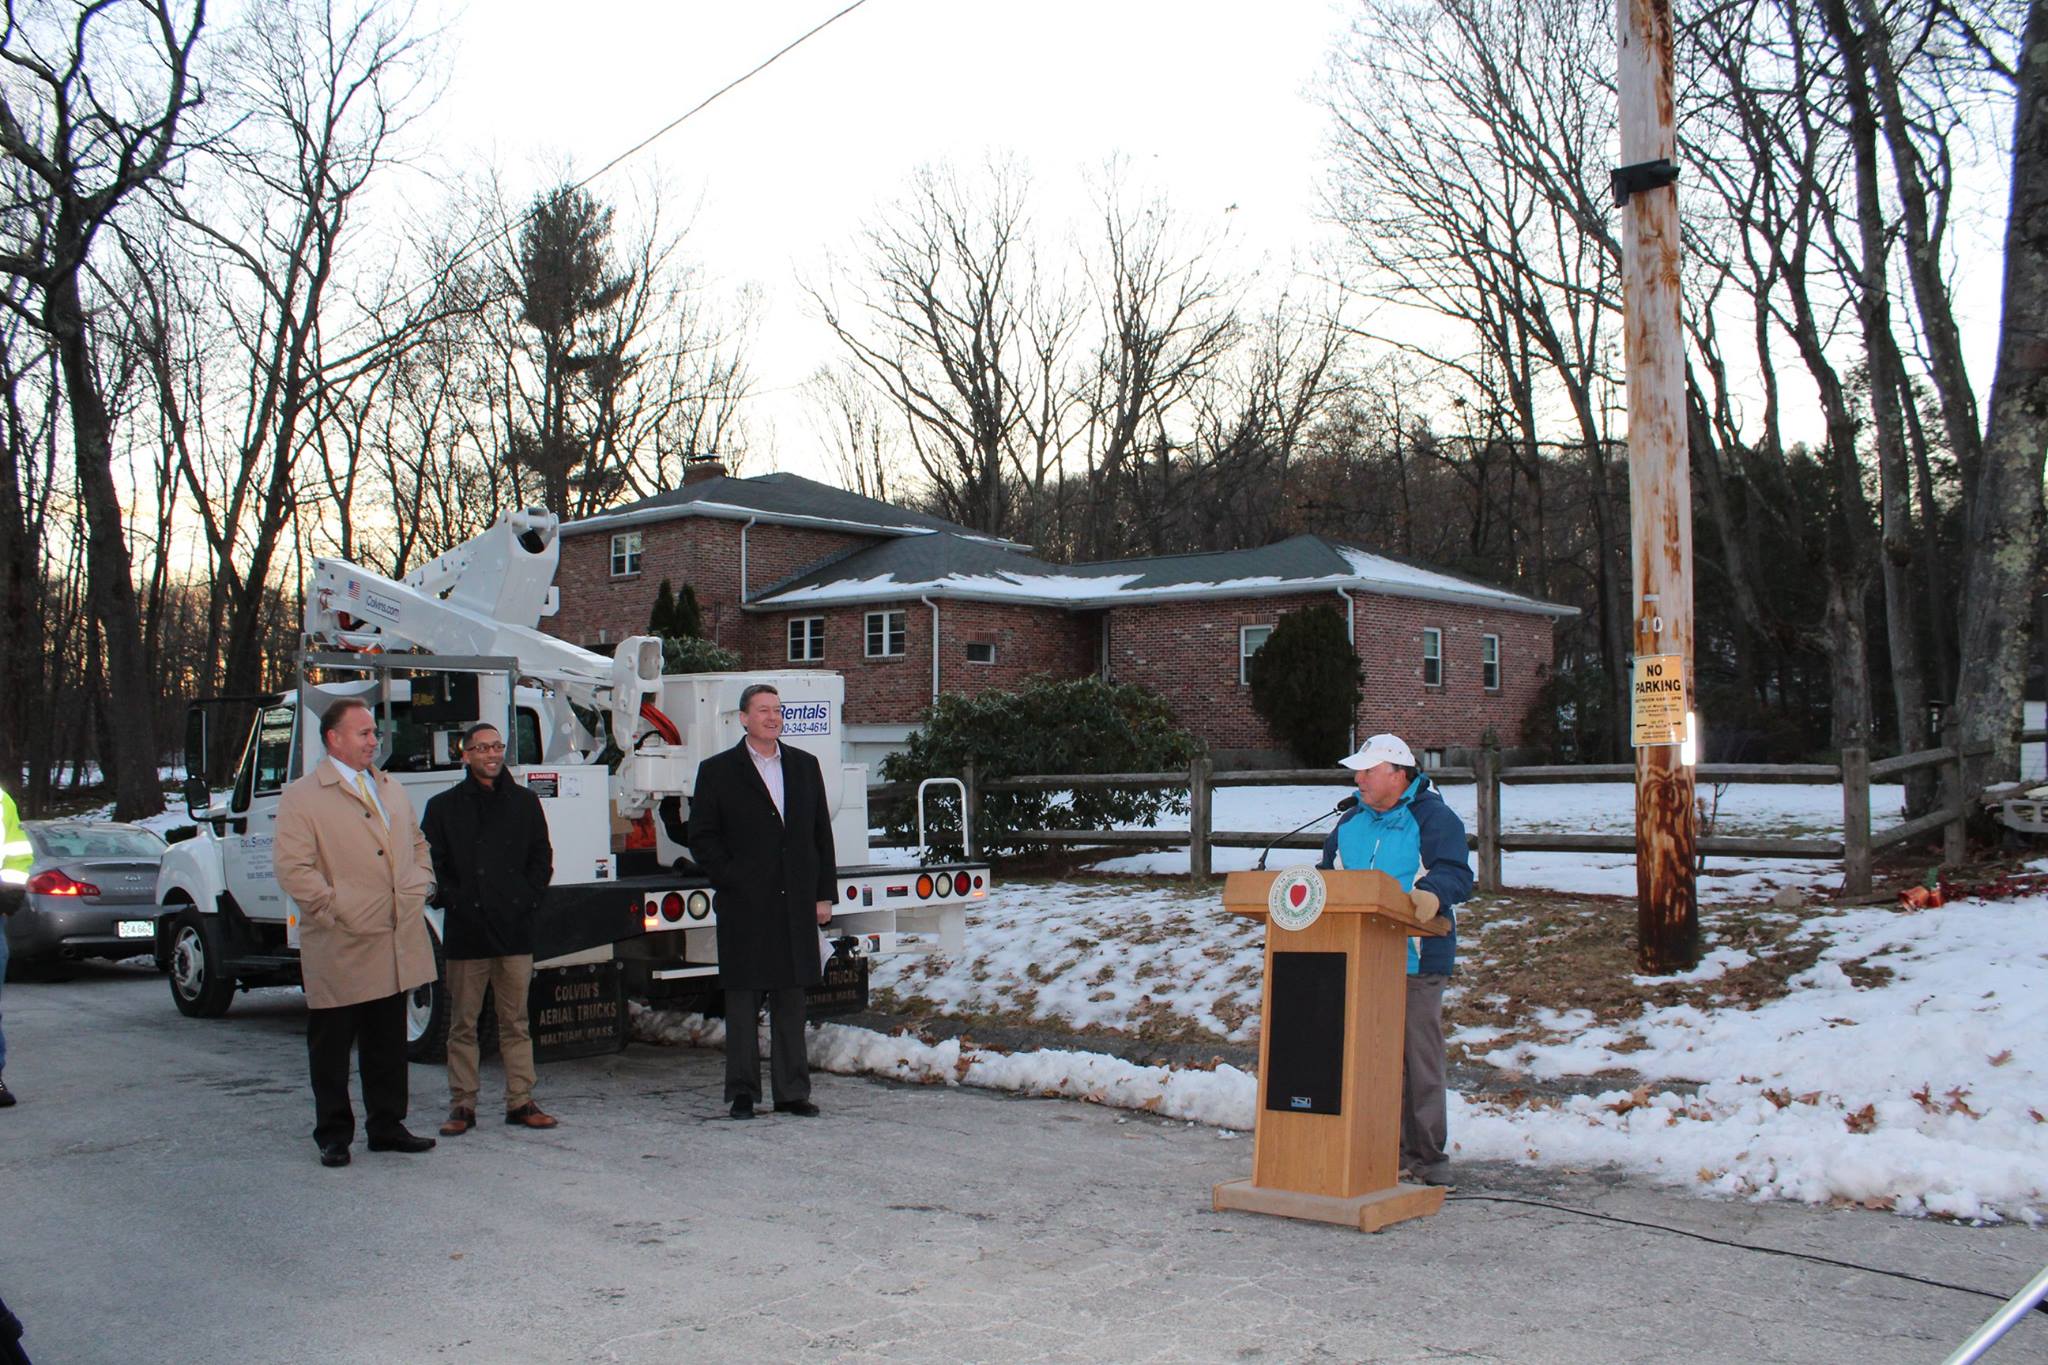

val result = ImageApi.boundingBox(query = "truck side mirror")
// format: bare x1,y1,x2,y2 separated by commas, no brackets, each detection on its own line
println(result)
183,708,210,818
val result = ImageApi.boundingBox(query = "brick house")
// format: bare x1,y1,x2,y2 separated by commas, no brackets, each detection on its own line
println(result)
552,464,1575,767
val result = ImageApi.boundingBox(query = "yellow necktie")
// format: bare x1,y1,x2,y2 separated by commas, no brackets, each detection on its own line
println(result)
356,770,387,827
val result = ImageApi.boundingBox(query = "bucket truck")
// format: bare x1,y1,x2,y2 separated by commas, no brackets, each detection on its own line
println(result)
141,509,985,1062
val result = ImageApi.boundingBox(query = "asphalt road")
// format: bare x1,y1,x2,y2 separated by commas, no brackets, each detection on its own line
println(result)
2,961,2043,1364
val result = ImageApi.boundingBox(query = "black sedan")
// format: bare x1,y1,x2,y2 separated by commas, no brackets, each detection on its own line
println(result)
3,821,167,968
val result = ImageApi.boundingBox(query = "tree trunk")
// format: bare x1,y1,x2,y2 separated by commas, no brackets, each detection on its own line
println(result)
1956,0,2048,792
1818,0,1931,804
47,268,164,819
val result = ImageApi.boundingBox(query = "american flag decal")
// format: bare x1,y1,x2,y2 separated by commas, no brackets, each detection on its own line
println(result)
346,578,361,599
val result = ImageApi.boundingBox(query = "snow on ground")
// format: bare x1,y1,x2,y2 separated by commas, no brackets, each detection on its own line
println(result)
1457,894,2048,1223
641,870,2048,1224
875,879,1265,1040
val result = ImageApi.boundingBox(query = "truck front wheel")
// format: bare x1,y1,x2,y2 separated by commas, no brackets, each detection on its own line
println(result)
406,927,451,1064
168,911,236,1018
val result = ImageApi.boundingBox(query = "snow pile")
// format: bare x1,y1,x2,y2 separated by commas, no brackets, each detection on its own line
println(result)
639,881,2048,1224
873,880,1266,1041
630,1002,1256,1130
1454,893,2048,1222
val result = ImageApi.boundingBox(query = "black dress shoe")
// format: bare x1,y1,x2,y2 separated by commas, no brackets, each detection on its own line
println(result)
729,1096,756,1120
318,1144,351,1168
773,1100,820,1117
366,1130,435,1153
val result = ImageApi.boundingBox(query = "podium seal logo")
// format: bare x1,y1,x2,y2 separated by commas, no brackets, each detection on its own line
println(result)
1268,866,1327,932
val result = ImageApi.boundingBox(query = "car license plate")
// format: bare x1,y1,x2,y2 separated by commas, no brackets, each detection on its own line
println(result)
117,919,155,940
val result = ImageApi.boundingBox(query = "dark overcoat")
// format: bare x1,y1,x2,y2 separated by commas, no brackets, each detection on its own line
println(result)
420,772,554,960
686,739,837,990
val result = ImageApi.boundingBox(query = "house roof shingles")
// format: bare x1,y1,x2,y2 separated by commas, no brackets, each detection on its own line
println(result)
751,531,1576,618
561,471,1021,546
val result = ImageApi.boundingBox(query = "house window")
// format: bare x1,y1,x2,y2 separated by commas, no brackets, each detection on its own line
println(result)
866,610,907,658
610,531,642,577
965,641,996,665
1422,627,1443,687
1240,624,1273,685
788,617,824,662
1482,634,1501,691
1421,748,1445,770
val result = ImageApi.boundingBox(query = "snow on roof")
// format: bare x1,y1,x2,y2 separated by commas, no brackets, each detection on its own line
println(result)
750,533,1575,616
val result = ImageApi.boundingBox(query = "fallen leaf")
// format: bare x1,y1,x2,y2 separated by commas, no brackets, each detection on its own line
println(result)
1988,1049,2013,1067
1845,1104,1878,1134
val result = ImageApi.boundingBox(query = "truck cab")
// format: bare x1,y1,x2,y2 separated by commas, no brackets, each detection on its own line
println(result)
155,660,983,1063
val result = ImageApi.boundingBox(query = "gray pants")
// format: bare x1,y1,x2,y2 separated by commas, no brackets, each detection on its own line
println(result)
723,986,810,1106
1402,973,1449,1169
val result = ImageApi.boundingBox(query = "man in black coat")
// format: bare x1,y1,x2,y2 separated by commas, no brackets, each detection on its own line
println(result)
687,683,837,1120
420,721,558,1136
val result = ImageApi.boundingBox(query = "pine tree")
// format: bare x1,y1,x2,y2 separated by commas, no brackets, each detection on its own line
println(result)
649,579,678,638
1247,606,1365,767
675,584,704,639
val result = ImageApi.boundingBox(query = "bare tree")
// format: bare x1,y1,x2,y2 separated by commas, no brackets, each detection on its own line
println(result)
804,359,902,502
0,0,204,817
1956,0,2048,788
811,160,1079,540
1321,0,1632,754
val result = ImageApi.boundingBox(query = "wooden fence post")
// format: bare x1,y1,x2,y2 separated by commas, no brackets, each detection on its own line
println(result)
1841,745,1872,896
962,758,979,856
1188,754,1213,884
1940,722,1967,868
1475,732,1502,893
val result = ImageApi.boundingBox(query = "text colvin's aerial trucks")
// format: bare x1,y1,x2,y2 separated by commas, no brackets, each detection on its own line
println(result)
139,508,987,1063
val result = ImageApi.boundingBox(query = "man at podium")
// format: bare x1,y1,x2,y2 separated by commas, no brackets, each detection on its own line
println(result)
1319,734,1473,1186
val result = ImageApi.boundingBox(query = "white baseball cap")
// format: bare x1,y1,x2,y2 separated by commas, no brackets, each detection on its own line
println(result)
1339,733,1416,770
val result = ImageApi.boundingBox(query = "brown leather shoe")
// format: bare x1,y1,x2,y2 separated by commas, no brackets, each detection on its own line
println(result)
439,1107,475,1137
505,1102,558,1129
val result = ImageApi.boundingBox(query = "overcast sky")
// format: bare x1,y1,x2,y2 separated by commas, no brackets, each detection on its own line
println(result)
421,0,2006,487
427,0,1354,483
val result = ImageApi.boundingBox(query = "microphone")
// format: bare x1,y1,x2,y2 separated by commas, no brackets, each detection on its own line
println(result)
1255,795,1360,871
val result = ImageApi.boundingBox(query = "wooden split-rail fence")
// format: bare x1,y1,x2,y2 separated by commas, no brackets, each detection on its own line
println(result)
871,727,2047,897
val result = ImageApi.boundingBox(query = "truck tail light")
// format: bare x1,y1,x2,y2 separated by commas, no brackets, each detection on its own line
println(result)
915,873,934,899
660,891,685,923
28,870,98,897
685,890,711,920
954,872,972,896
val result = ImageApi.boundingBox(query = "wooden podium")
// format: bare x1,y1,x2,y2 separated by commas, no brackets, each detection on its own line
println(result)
1212,867,1450,1233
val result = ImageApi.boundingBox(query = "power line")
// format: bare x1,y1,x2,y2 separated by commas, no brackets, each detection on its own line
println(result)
344,0,875,347
566,0,871,201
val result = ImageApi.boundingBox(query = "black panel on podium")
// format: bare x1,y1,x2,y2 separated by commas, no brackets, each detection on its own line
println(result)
1263,951,1346,1115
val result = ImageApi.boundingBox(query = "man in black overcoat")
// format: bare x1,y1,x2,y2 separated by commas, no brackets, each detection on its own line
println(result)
420,721,558,1135
687,683,838,1120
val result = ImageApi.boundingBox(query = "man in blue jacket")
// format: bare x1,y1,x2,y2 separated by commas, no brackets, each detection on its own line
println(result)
1318,733,1473,1186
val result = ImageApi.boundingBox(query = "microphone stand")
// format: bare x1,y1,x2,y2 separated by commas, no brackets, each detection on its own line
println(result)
1255,795,1360,871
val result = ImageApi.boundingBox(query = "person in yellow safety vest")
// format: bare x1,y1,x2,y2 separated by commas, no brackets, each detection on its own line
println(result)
1,785,30,1107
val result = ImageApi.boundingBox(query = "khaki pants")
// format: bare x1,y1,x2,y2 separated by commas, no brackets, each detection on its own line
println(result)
446,954,536,1112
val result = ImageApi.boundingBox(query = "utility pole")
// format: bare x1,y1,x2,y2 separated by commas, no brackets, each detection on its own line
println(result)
1615,0,1698,971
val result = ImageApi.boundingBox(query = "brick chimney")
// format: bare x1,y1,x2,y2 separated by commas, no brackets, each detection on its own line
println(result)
682,455,728,486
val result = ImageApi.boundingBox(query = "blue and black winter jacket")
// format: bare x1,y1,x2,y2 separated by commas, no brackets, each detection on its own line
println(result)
1316,774,1473,976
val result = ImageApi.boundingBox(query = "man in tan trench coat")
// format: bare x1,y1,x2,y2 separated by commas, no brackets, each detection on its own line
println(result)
273,698,440,1167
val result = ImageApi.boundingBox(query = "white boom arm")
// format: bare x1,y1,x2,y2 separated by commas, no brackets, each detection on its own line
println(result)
303,510,665,761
